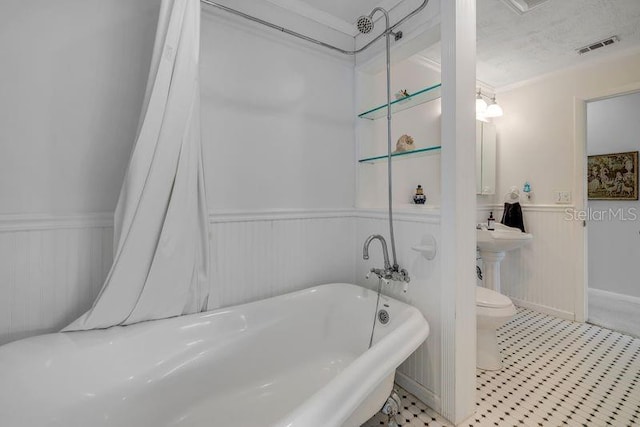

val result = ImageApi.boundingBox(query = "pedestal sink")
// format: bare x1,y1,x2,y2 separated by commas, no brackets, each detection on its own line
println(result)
477,223,532,292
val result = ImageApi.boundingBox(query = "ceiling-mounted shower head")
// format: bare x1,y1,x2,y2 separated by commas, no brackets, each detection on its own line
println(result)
356,15,374,34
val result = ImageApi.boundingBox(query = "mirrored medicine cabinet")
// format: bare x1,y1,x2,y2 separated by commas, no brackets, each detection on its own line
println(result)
476,121,496,195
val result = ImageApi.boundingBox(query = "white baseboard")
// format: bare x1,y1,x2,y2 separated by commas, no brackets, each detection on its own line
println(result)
394,371,443,416
588,288,640,338
589,287,640,305
510,297,575,321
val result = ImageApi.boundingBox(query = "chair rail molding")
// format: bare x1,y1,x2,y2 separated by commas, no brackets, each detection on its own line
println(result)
0,213,114,232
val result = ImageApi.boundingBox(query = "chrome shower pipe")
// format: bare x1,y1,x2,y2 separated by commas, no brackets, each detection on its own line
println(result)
370,7,399,270
199,0,429,56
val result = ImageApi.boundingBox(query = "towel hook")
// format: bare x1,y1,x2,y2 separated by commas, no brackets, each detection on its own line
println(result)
504,186,520,203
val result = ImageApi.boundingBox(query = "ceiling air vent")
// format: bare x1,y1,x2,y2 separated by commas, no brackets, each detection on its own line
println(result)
576,36,620,55
500,0,551,14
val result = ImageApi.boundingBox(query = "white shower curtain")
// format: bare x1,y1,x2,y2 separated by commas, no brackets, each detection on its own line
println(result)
64,0,209,331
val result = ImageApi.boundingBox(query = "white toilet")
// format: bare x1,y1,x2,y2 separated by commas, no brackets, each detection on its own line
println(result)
476,286,516,370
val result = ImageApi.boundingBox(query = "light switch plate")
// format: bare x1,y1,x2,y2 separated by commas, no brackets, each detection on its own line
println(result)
554,190,572,204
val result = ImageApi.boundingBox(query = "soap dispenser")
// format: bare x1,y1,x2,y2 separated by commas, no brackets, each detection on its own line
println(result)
487,212,495,231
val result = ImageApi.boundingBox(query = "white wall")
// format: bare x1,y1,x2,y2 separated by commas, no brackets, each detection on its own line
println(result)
198,7,358,315
488,51,640,318
201,8,356,211
587,92,640,299
0,0,159,343
492,52,640,206
0,1,359,345
0,0,160,215
0,0,357,215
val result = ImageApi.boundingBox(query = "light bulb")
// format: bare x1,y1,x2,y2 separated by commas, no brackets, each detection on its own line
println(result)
476,93,487,114
485,99,503,118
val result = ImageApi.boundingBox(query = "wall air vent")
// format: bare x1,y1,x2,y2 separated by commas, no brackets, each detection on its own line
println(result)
499,0,551,14
576,36,620,55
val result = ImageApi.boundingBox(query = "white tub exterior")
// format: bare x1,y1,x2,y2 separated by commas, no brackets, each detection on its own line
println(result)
0,283,429,427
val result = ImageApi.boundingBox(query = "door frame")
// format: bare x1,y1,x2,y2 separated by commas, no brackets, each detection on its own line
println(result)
573,81,640,322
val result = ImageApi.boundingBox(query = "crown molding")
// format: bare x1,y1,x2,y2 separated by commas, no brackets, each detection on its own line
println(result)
262,0,358,36
410,53,496,93
498,0,551,15
411,36,640,95
373,0,407,18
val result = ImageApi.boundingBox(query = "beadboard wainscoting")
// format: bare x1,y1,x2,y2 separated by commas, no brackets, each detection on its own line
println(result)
207,209,357,309
0,210,358,345
355,209,443,413
0,208,446,413
0,214,114,345
478,205,580,320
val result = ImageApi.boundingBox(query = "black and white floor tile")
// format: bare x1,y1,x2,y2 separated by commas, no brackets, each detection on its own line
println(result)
362,307,640,426
361,385,452,426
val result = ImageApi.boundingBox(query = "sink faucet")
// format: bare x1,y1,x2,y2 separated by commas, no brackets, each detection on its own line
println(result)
363,234,410,285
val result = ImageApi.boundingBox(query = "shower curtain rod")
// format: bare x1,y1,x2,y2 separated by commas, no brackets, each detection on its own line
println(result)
200,0,429,55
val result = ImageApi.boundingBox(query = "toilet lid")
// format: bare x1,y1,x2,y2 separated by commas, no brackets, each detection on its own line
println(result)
476,286,513,308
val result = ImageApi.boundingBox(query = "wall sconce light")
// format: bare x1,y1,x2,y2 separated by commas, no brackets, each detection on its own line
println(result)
476,90,487,115
485,96,504,118
476,89,503,120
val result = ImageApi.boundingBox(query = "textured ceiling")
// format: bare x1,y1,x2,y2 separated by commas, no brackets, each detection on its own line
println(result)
270,0,640,88
420,0,640,88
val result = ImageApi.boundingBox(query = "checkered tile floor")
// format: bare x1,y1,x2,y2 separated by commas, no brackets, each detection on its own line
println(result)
361,386,452,426
362,307,640,426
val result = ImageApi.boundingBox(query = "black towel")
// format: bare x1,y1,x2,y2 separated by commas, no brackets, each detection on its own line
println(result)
501,202,526,232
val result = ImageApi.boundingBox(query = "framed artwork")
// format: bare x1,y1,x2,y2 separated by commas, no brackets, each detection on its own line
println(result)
587,151,638,200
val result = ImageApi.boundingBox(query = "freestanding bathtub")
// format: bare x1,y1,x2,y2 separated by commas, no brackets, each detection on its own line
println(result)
0,283,429,427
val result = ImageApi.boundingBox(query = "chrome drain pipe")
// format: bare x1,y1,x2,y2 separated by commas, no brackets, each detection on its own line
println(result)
380,389,403,427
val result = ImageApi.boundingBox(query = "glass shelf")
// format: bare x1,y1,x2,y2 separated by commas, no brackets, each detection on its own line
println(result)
357,83,442,120
358,145,441,164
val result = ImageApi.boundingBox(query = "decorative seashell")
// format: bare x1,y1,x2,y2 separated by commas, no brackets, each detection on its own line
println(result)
395,134,415,152
394,89,410,100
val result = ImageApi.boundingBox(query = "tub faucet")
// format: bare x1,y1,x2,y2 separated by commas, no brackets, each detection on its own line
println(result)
363,234,410,284
363,234,392,270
